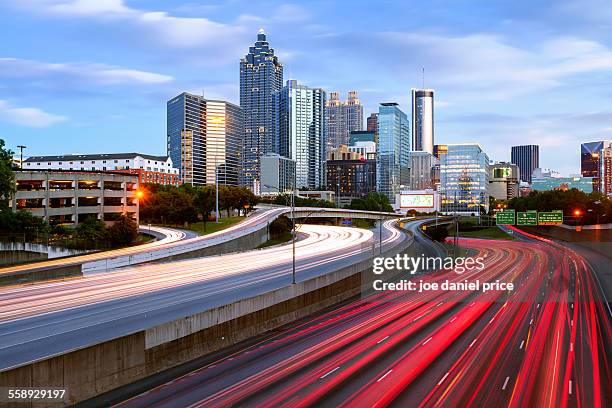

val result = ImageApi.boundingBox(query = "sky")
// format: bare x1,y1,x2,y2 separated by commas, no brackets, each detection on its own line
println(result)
1,0,611,176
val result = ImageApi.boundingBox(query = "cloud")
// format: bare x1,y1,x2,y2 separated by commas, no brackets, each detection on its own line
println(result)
0,57,173,85
439,110,612,176
0,100,67,127
373,32,612,99
13,0,247,50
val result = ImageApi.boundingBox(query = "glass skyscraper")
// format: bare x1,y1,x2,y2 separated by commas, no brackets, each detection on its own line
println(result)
440,144,490,215
274,80,326,189
240,29,284,192
581,140,612,192
376,103,410,204
411,89,434,154
167,92,243,186
511,145,539,184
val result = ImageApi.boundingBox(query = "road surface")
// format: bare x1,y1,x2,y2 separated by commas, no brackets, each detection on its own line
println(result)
118,227,611,408
0,220,406,372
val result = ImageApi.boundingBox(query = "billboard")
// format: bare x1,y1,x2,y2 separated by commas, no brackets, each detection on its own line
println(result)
400,194,435,209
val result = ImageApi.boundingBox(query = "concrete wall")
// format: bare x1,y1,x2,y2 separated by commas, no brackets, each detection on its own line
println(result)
0,226,411,407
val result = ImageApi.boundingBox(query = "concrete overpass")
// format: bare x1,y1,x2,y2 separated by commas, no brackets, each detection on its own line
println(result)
0,206,400,286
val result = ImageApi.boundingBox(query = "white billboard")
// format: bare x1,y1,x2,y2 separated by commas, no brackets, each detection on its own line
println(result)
400,193,435,209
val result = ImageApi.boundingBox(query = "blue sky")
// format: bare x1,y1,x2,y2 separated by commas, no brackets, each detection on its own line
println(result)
1,0,611,176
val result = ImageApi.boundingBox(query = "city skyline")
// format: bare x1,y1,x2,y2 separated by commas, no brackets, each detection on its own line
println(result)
1,1,612,177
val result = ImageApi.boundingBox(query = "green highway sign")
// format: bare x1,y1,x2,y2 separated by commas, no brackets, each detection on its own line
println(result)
517,210,538,226
496,209,515,225
538,210,564,225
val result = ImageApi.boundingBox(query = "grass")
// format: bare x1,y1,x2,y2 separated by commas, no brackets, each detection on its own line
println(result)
188,216,245,235
257,232,293,248
459,226,517,241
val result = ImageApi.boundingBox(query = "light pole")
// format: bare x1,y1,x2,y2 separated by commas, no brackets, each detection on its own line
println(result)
263,182,297,285
215,165,219,223
17,145,26,169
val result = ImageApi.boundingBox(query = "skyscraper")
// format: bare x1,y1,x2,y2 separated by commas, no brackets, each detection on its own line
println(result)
167,92,243,186
411,88,434,154
240,29,283,192
409,151,438,190
440,144,490,215
377,103,410,204
274,80,326,189
603,146,612,196
325,91,363,151
511,145,539,184
367,113,378,133
581,140,612,192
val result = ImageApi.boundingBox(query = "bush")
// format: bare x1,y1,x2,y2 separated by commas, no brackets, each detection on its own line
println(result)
108,215,138,247
76,217,109,247
269,215,293,238
425,225,449,242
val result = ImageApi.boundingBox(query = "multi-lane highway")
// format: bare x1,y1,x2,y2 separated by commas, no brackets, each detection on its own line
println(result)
0,219,406,371
0,207,289,277
118,227,611,408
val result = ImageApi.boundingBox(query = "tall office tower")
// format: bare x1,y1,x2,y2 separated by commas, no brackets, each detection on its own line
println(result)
274,80,326,189
240,29,284,192
440,144,490,215
603,146,612,196
511,145,539,184
367,113,378,133
411,88,434,154
376,103,410,204
581,140,612,192
167,92,243,186
325,91,363,151
325,92,345,151
409,151,438,190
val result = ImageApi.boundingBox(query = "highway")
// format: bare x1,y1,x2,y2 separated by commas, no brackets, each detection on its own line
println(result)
0,207,287,276
0,219,406,372
118,227,611,408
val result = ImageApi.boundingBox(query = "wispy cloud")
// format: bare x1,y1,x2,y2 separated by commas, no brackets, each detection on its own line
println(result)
0,58,173,85
0,100,67,128
13,0,247,49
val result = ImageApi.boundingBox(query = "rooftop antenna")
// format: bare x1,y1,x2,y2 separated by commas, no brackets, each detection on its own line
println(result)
422,66,425,89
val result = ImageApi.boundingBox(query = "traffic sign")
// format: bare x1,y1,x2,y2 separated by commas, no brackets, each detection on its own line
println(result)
538,210,563,225
517,210,538,226
496,209,515,225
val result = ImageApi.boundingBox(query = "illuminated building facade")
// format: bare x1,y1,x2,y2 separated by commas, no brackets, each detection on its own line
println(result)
440,144,490,215
167,92,243,186
581,140,612,192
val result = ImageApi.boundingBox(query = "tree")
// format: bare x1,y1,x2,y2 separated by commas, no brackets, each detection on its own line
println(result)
109,215,138,247
76,217,109,248
0,139,15,208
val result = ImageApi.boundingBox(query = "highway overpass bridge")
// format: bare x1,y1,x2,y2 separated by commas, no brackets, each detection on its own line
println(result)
0,206,400,285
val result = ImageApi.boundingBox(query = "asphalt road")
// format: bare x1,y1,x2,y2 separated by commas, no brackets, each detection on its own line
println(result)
0,220,406,372
118,227,611,408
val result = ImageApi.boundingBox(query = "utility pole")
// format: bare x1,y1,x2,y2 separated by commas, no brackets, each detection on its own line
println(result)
17,145,26,169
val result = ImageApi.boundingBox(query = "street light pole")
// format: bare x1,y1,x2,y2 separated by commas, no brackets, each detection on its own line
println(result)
215,165,219,223
17,145,26,169
291,171,296,284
